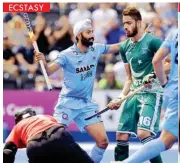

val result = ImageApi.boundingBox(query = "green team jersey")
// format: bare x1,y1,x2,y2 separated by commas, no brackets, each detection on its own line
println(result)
119,33,163,94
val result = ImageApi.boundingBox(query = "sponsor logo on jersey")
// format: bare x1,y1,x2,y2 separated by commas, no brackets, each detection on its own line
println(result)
76,64,95,73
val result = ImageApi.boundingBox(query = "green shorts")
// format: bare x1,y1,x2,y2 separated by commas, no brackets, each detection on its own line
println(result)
117,93,162,137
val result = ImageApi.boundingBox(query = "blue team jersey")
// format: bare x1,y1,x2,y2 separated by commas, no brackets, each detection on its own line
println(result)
54,43,110,100
161,28,178,99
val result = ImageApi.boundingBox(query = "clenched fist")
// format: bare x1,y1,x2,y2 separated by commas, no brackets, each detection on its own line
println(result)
107,98,121,110
34,51,47,67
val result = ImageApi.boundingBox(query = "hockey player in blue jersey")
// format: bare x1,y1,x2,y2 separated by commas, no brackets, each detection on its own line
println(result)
120,28,178,163
35,19,121,163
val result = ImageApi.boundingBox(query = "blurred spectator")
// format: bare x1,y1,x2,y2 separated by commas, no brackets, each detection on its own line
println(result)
154,3,178,29
96,56,106,81
3,37,19,78
104,19,125,44
34,75,47,92
3,12,19,23
88,3,99,12
114,3,127,15
151,16,166,38
58,3,77,16
34,14,50,55
69,3,91,26
15,34,38,75
130,3,153,12
150,16,166,40
53,15,73,51
92,3,118,43
47,32,57,53
5,15,26,47
98,64,122,89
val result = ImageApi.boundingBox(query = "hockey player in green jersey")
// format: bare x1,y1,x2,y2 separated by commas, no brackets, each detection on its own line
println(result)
108,7,163,163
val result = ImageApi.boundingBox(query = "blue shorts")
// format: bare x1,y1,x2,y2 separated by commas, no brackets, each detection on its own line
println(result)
53,96,102,132
161,93,178,138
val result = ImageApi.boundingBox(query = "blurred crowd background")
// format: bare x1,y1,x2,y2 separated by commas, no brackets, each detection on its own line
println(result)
3,3,178,91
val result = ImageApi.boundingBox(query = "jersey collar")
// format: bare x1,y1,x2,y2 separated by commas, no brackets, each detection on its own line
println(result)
73,44,91,54
130,32,147,43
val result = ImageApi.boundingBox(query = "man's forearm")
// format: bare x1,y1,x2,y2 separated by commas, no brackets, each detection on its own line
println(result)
120,79,132,97
44,62,60,76
154,61,167,86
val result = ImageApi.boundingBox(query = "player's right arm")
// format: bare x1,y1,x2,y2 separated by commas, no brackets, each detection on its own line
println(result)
114,41,132,97
120,64,132,97
107,64,132,110
107,42,132,110
35,51,63,75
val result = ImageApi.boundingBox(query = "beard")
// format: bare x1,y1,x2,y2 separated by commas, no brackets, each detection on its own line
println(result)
81,34,94,47
126,23,138,37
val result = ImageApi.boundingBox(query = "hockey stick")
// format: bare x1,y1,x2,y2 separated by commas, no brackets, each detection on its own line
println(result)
85,72,157,120
22,12,52,91
85,85,144,120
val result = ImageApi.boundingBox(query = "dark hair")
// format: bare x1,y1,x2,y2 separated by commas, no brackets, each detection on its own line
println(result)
15,108,36,124
122,7,142,21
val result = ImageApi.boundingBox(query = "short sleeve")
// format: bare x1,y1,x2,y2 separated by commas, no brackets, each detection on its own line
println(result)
149,36,162,53
94,43,110,55
160,31,173,52
54,52,67,68
119,42,128,64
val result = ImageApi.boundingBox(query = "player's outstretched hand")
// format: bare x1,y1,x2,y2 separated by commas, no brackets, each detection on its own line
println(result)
142,72,156,87
107,98,121,110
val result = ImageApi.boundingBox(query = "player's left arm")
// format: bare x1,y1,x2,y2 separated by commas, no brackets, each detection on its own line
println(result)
152,34,171,86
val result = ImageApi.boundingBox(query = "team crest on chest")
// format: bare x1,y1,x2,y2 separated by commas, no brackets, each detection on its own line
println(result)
141,48,149,54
